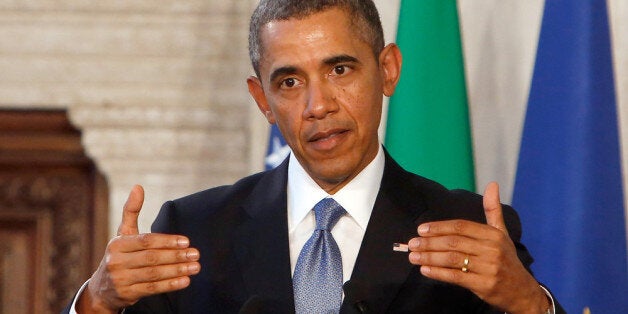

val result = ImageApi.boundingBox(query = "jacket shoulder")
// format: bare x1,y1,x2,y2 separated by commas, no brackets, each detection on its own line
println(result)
383,153,522,239
150,167,280,234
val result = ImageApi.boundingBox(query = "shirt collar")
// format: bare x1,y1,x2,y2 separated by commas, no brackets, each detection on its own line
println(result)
287,145,385,232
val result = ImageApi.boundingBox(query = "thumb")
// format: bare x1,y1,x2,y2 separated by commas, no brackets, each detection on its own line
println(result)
483,182,508,236
117,185,144,236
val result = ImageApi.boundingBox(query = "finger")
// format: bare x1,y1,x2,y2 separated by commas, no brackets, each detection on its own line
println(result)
113,262,201,286
409,251,495,275
416,219,492,239
123,276,193,301
408,235,484,255
118,185,145,236
419,265,483,291
409,250,467,267
483,182,508,235
110,233,191,253
117,248,200,269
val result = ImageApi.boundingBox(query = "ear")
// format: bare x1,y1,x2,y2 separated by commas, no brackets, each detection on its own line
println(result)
379,43,402,97
247,76,276,124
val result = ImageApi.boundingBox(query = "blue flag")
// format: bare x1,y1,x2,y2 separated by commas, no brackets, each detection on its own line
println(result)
265,124,290,170
513,1,627,313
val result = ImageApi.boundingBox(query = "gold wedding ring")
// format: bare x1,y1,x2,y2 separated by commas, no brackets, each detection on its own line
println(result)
461,256,470,273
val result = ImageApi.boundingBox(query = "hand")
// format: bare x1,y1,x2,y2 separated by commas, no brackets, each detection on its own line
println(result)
407,182,549,314
77,185,201,313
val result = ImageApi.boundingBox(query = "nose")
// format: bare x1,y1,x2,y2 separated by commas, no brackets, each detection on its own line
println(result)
302,80,338,120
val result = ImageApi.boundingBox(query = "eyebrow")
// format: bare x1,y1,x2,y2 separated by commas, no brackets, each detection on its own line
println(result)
323,54,359,66
269,66,298,84
268,54,360,83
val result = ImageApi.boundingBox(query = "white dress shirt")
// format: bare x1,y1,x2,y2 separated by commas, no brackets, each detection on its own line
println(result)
287,145,385,284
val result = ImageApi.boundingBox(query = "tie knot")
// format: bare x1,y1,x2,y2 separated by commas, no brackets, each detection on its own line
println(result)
313,198,346,231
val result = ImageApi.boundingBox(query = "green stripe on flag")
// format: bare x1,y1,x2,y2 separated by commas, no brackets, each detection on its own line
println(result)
385,0,475,191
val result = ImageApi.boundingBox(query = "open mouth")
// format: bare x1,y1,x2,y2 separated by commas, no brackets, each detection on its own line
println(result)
307,129,349,150
309,129,348,142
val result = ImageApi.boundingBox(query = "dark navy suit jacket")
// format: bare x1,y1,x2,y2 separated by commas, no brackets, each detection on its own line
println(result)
65,152,564,313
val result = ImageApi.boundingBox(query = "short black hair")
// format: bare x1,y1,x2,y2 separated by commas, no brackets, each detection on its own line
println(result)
248,0,385,78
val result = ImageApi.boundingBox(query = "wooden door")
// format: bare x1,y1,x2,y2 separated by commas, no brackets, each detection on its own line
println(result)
0,109,108,313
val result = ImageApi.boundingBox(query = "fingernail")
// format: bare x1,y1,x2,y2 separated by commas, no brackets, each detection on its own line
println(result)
408,238,421,249
420,266,431,275
188,263,200,273
177,237,189,247
409,252,421,263
418,224,429,234
174,276,190,288
186,250,199,260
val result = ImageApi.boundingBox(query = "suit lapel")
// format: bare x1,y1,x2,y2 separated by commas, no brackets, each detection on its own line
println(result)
233,159,295,312
230,152,438,312
341,152,429,313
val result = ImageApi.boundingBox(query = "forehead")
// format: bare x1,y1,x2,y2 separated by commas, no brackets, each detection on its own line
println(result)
257,8,369,78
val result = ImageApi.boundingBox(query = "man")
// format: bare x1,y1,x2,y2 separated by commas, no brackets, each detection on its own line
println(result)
68,0,563,313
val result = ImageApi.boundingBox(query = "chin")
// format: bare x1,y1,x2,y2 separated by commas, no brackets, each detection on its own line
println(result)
312,165,353,184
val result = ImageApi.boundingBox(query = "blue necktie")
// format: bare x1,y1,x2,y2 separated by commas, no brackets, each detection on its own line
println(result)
293,198,346,314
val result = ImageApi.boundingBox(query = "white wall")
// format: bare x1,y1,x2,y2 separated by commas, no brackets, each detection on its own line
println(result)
0,1,257,235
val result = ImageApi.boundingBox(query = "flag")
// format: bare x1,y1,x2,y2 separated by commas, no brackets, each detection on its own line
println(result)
512,0,628,312
385,0,475,191
265,124,290,170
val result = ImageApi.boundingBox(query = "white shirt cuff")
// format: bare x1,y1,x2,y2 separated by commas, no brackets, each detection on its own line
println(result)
539,284,556,314
68,280,90,314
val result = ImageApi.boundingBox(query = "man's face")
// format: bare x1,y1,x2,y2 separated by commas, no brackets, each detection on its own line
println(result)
248,8,400,194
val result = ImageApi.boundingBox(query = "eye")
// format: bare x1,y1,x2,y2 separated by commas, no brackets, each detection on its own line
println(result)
330,65,354,78
335,66,346,75
333,65,347,75
281,77,297,88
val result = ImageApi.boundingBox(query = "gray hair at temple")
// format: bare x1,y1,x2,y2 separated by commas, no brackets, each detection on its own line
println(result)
248,0,385,78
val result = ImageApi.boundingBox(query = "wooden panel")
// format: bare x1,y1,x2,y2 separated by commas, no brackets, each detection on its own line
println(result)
0,110,89,167
0,109,108,313
0,110,76,132
0,210,52,314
